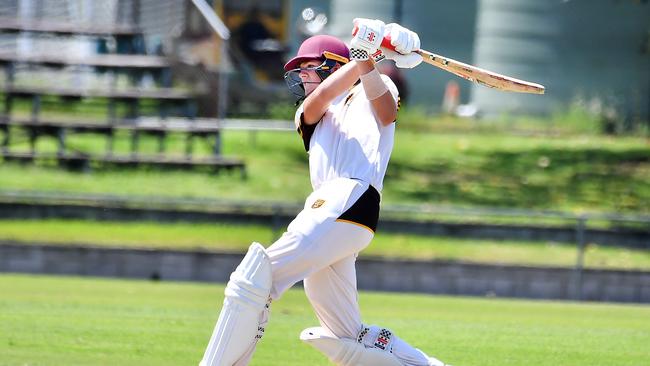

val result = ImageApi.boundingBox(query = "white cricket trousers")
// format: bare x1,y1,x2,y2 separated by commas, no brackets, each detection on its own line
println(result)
205,177,440,366
266,177,374,339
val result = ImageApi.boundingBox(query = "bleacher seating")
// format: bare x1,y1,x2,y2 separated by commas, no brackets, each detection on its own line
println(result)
0,13,245,175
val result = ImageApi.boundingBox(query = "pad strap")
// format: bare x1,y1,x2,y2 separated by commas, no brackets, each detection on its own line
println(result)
301,327,402,366
357,325,395,353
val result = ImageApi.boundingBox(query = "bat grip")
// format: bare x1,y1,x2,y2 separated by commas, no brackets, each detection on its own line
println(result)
351,25,396,51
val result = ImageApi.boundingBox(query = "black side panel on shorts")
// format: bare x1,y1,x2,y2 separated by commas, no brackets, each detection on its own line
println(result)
337,185,381,232
297,113,319,152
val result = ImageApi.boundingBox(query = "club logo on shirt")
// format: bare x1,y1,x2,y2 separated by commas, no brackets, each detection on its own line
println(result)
311,199,325,209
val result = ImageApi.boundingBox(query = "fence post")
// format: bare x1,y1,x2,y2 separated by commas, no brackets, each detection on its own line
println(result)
572,215,587,300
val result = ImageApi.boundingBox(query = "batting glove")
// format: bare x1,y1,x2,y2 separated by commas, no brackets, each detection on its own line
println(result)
385,23,420,54
349,18,385,61
378,47,423,68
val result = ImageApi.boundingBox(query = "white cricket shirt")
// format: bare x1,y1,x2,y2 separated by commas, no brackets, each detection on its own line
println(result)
296,74,399,192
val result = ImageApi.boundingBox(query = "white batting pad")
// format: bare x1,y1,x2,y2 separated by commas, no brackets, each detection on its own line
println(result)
200,243,272,366
300,327,402,366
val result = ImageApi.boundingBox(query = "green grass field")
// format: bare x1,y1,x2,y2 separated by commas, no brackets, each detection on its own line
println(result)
1,274,648,366
1,123,648,214
1,219,649,270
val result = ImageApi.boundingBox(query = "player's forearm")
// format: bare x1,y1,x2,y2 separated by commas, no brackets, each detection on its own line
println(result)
302,61,361,124
356,60,397,126
303,60,395,125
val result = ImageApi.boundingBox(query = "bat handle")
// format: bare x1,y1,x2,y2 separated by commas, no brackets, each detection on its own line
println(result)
351,25,396,51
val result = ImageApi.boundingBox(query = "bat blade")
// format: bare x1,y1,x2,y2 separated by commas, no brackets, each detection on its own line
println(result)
416,50,545,95
351,23,545,94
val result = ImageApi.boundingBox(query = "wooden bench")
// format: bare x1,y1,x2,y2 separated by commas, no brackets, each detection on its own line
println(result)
0,117,220,132
0,17,141,37
0,52,171,69
0,117,294,136
0,150,245,176
0,17,145,55
0,116,222,157
2,85,197,122
0,51,173,87
0,15,245,174
3,85,194,100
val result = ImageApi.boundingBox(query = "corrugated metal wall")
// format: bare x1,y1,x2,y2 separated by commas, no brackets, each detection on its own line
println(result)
307,0,648,119
328,0,397,34
472,0,649,120
325,0,478,108
400,1,478,108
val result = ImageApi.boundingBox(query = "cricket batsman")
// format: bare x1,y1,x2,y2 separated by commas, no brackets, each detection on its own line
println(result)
200,18,451,366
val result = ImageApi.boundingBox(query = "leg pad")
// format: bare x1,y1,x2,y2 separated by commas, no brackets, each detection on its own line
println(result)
200,243,272,366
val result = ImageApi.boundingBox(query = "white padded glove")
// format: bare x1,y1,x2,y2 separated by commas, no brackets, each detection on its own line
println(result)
349,18,385,60
385,23,420,54
379,47,423,68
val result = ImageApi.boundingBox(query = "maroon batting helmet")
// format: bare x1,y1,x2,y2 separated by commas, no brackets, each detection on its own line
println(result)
284,35,350,71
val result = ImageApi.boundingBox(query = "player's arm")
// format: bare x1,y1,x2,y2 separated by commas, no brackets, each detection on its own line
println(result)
302,59,396,126
355,59,397,126
349,19,422,126
301,61,362,125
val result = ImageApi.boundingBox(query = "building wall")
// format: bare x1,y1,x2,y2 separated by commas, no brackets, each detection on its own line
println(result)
400,0,478,108
324,0,478,108
298,0,649,118
473,0,649,119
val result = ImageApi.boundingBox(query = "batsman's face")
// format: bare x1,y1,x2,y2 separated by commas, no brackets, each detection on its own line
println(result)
299,60,323,96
